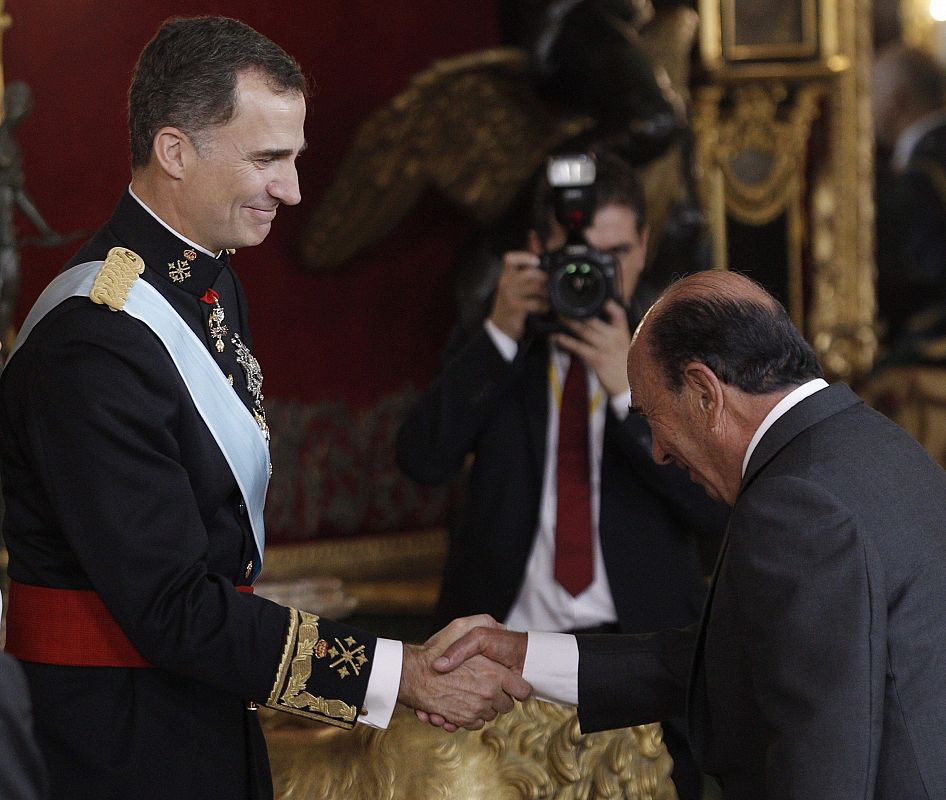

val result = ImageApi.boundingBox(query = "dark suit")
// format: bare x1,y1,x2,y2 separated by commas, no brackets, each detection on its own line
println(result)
876,119,946,360
0,192,378,800
0,653,48,800
577,384,946,798
397,320,728,799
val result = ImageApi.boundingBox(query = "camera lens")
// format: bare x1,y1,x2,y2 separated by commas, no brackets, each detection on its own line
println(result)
550,259,607,319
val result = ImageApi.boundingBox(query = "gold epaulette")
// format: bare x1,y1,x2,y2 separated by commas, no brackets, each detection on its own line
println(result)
90,247,146,311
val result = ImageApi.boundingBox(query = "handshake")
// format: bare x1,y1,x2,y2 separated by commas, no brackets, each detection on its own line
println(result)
396,615,532,732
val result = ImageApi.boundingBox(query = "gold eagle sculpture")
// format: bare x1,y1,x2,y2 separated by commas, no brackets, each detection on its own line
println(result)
299,3,699,272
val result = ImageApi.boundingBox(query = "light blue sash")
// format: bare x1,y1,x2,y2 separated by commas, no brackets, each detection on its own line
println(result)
4,261,269,581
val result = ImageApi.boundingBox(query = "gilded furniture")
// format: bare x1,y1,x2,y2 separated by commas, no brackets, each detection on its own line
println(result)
858,366,946,468
263,700,678,800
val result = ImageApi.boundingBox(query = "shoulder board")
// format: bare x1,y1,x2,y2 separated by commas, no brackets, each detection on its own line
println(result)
90,247,145,312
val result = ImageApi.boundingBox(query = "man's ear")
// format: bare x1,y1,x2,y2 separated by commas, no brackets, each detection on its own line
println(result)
151,126,190,180
681,361,724,424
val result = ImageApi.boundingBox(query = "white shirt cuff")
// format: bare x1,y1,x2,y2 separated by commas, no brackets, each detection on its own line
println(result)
522,631,579,707
609,388,632,421
358,637,402,728
484,318,518,362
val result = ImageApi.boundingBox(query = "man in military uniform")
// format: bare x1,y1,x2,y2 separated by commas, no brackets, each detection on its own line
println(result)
0,16,528,800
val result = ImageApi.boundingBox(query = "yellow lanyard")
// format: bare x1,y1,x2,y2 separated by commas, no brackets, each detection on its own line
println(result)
548,355,604,414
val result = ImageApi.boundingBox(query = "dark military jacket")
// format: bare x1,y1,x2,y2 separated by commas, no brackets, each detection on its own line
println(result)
0,190,377,800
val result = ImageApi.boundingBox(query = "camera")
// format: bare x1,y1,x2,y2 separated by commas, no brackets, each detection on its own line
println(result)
533,154,620,331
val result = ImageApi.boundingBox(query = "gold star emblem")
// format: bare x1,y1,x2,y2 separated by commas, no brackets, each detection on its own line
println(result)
329,636,369,679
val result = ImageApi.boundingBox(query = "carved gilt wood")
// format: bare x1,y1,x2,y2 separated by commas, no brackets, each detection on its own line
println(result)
695,0,876,381
264,701,678,800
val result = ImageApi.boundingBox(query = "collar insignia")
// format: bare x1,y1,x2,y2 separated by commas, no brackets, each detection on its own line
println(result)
168,248,198,283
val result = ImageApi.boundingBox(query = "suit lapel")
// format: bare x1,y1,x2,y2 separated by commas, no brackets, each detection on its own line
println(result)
686,382,861,759
522,337,550,474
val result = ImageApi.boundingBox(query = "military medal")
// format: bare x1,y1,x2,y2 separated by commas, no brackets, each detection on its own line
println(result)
197,288,269,441
199,288,228,353
232,333,269,441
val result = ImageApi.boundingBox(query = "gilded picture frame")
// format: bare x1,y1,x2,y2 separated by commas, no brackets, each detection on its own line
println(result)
699,0,839,75
721,0,818,61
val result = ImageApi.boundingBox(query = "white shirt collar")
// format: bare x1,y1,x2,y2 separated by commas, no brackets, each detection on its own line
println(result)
127,185,221,258
892,110,946,171
741,378,828,477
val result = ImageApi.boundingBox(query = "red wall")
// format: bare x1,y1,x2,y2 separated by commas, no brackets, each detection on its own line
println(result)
5,0,498,407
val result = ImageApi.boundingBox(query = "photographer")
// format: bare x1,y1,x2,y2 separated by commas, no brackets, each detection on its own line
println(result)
396,150,728,799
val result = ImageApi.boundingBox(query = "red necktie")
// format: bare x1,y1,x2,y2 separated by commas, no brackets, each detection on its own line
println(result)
555,359,594,596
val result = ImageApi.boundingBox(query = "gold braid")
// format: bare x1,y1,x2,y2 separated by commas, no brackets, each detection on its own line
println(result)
90,247,145,311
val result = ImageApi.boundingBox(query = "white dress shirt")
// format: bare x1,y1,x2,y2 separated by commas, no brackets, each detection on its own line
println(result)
485,319,630,633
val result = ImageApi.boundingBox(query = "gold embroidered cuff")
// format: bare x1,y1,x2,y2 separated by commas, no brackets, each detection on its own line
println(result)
265,607,360,729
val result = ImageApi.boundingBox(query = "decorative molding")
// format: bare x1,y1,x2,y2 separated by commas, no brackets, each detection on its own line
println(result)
807,0,877,380
264,700,678,800
692,0,876,379
262,528,447,583
693,80,825,326
260,529,447,616
699,0,840,74
694,82,823,227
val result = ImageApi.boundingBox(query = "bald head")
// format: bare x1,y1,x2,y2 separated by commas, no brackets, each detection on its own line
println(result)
873,43,946,149
626,271,823,504
631,270,822,396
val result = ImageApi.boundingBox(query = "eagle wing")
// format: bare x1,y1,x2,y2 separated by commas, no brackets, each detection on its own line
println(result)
299,48,592,270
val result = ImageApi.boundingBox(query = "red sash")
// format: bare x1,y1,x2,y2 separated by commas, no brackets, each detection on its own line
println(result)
5,580,254,668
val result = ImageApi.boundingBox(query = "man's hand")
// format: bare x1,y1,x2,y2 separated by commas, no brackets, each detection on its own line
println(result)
432,625,529,676
397,615,532,732
489,251,549,341
555,299,631,397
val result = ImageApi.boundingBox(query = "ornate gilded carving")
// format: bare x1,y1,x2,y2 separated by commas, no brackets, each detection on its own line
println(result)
806,0,877,380
692,0,875,379
694,83,822,226
693,81,824,323
698,0,841,77
264,700,678,800
262,529,447,583
858,365,946,468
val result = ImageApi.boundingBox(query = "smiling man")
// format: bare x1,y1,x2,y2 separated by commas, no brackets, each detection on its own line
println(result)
0,16,528,800
432,270,946,799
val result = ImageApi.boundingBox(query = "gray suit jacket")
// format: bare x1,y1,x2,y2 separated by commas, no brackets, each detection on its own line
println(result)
576,384,946,799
